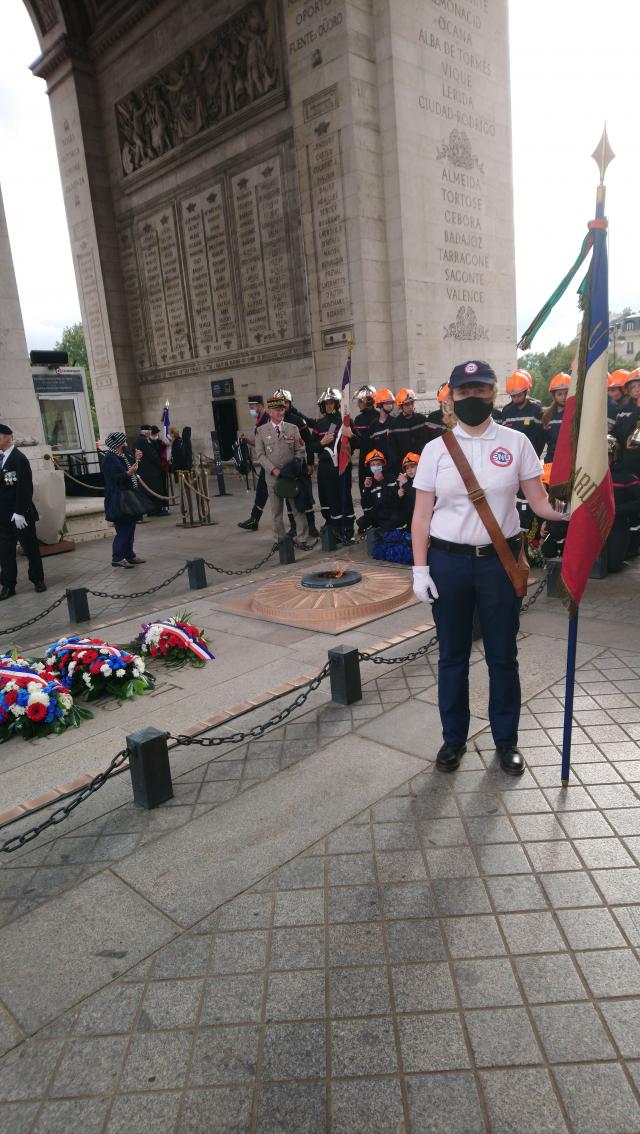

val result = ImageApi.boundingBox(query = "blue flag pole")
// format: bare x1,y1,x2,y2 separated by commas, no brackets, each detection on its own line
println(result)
561,612,578,785
558,125,614,787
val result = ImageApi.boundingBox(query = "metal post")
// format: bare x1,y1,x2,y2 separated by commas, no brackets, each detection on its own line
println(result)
321,526,337,552
66,587,90,624
546,559,562,598
210,431,229,496
278,535,296,564
366,529,377,557
126,726,173,809
590,549,608,579
329,645,362,705
187,558,208,590
561,611,579,785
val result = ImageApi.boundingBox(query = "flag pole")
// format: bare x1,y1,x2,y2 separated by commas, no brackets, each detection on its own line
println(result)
560,125,614,786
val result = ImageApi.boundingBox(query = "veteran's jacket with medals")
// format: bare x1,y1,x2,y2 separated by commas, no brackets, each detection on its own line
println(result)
254,420,306,478
0,449,39,525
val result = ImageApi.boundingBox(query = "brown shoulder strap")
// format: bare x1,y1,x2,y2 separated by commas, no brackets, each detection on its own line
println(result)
441,430,523,589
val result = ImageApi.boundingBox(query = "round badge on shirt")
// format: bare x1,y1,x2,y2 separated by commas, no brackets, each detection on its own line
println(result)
489,446,514,467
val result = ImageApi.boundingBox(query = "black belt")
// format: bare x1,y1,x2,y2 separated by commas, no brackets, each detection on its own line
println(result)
429,535,521,558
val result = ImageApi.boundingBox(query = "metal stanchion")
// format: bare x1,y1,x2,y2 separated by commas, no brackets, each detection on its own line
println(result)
127,726,173,809
328,646,362,705
66,587,91,623
187,558,208,590
278,536,296,565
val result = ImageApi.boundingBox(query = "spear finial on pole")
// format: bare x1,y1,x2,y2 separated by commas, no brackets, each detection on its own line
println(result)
591,123,615,185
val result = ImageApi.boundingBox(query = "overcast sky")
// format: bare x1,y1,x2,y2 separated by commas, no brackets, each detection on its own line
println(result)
0,0,637,357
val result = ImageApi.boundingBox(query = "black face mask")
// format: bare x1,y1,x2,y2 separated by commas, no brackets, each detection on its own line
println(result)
454,396,493,426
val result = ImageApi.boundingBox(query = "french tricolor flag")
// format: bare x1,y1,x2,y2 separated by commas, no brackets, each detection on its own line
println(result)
550,208,614,609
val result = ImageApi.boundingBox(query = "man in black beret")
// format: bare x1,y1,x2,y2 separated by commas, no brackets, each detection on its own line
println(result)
0,425,46,599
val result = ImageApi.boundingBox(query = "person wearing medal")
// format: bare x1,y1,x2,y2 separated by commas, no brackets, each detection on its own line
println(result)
411,361,569,776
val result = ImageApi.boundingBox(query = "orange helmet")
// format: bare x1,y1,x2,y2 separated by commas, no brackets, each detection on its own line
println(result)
626,368,640,384
549,373,570,392
374,387,394,406
437,383,450,404
396,387,416,407
506,370,532,394
402,452,421,467
541,463,553,485
364,449,387,466
609,370,631,390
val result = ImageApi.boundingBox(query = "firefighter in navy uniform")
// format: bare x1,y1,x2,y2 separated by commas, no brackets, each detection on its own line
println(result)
312,388,355,542
0,424,46,599
238,395,270,531
360,449,415,563
606,433,640,570
368,388,395,465
272,388,319,538
613,373,640,556
498,370,545,535
542,372,570,464
350,385,379,497
387,388,431,473
424,383,451,439
607,370,631,430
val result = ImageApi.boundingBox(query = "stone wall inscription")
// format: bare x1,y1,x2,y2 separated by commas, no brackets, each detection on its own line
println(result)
306,127,350,327
119,139,310,381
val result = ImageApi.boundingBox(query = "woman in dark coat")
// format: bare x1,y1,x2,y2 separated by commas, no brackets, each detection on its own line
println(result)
102,432,147,568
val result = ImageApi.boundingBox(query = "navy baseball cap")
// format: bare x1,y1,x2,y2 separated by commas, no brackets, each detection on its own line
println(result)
449,360,497,389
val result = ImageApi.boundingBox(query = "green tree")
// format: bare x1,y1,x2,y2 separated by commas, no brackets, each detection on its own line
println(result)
518,341,576,402
54,323,98,439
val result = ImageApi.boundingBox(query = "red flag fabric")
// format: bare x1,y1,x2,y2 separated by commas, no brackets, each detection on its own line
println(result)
338,353,352,476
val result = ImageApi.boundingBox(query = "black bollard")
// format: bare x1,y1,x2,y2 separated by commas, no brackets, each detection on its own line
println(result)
328,645,362,705
366,529,377,558
126,726,173,809
321,526,337,552
187,558,208,590
590,550,608,580
66,587,91,624
546,559,562,598
278,535,296,564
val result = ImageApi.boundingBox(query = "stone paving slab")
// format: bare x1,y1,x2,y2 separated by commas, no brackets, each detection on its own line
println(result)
113,735,426,927
0,871,178,1034
356,698,487,756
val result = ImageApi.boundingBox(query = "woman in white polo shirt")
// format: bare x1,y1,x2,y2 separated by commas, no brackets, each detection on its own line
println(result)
411,360,568,776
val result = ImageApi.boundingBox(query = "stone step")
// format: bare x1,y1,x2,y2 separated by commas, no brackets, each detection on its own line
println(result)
64,496,111,543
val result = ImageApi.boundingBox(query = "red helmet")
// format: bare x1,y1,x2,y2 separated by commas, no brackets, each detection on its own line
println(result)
548,373,570,392
506,370,532,395
374,387,394,406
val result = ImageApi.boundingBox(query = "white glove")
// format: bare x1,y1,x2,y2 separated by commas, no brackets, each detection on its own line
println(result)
412,565,439,604
11,513,27,531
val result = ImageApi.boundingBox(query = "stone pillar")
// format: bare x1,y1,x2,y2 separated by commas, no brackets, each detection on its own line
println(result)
285,0,393,393
373,0,517,395
31,48,142,437
0,183,65,542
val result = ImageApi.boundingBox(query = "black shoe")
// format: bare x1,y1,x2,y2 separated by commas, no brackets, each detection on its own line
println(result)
126,557,146,565
496,745,526,776
0,586,16,600
436,741,466,772
238,518,259,531
308,524,320,539
295,540,316,551
34,581,47,593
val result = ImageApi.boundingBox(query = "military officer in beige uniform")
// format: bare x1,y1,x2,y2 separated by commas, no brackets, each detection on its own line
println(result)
255,395,313,548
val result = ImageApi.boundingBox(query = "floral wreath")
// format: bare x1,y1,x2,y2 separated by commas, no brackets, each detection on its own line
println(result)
0,654,90,740
132,613,214,668
45,636,155,701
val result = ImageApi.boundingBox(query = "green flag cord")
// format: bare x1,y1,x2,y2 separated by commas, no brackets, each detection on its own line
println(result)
517,232,593,350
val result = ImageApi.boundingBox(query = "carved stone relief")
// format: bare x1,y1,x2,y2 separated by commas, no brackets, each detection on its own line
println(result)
114,0,282,177
436,129,485,174
443,305,488,341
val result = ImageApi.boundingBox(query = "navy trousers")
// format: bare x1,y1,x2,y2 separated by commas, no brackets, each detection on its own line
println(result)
112,518,136,562
429,546,522,749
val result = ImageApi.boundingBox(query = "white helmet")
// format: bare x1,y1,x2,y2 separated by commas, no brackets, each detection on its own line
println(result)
317,387,341,407
354,384,376,401
273,387,292,403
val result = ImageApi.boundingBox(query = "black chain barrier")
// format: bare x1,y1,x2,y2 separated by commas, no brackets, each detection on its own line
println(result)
520,573,547,614
169,661,331,748
0,593,68,637
361,631,439,666
203,543,279,577
87,564,189,601
1,748,130,854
